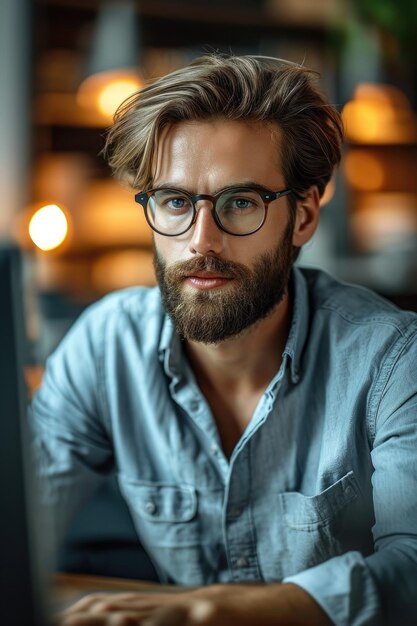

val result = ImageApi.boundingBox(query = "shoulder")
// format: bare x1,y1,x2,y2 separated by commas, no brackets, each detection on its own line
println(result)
299,267,417,338
54,285,165,359
297,269,417,431
83,285,163,320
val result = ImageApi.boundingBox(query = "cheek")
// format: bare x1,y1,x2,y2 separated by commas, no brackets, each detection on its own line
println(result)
154,234,189,265
235,231,279,261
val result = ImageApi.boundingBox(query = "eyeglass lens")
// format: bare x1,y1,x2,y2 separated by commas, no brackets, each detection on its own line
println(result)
147,188,266,235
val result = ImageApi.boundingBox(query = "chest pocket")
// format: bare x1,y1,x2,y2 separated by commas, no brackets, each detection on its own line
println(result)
279,471,363,576
118,476,209,585
119,478,199,543
129,482,196,525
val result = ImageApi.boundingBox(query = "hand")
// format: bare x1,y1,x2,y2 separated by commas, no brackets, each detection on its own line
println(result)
56,582,332,626
56,589,188,626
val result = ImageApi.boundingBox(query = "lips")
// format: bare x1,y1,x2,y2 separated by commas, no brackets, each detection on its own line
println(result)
184,272,234,290
186,271,233,280
163,255,245,290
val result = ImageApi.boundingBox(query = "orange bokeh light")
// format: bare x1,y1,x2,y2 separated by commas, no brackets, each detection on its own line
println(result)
77,70,143,120
342,83,417,144
344,151,384,191
28,204,69,251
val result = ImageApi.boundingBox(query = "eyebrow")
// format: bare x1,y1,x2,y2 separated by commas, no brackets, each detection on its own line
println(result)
152,180,273,195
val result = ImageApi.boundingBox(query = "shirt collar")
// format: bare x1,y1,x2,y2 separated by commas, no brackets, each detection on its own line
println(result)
158,313,183,380
158,265,310,384
283,266,310,384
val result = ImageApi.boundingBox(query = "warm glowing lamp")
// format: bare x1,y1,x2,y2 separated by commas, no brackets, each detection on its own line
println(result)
29,204,68,251
78,70,143,119
97,76,142,117
342,83,417,144
77,1,143,119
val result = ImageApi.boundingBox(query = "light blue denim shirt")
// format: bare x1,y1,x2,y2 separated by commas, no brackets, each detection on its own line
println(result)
31,267,417,625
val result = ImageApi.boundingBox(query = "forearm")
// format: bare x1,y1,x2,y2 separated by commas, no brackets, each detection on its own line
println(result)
57,582,333,626
184,581,333,626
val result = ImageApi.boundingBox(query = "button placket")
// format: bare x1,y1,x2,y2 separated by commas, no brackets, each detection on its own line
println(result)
224,446,262,581
228,507,242,519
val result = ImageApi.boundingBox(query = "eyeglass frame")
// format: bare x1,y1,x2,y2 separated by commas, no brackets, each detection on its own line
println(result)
134,185,294,237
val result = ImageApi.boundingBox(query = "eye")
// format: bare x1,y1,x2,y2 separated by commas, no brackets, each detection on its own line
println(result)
168,197,186,209
153,190,192,213
219,191,262,214
232,198,253,209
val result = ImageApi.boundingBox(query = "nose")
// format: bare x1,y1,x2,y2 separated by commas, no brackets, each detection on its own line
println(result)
188,202,225,256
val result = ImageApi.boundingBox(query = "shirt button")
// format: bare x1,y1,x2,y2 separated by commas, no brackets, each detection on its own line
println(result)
145,501,156,515
190,399,200,412
210,444,219,456
236,556,248,568
229,507,242,519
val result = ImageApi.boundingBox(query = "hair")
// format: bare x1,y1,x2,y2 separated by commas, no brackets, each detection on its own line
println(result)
104,54,344,202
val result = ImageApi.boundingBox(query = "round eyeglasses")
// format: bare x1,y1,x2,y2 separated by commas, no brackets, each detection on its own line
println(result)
134,185,293,237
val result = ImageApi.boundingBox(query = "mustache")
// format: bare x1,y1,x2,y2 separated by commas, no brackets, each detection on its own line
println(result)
163,255,249,280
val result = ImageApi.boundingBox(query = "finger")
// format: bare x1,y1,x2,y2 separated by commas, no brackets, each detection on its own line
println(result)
60,593,160,617
61,592,161,614
58,613,108,626
84,591,191,616
89,598,167,616
60,594,110,615
58,610,143,626
107,614,142,626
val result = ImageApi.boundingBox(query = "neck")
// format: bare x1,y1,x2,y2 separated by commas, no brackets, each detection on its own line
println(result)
184,291,291,392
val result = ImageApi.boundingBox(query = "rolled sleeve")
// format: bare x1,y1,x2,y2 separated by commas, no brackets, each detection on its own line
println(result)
283,551,381,625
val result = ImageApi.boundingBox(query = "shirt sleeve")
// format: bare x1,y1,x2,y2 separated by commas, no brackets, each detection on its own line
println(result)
283,324,417,626
29,303,114,564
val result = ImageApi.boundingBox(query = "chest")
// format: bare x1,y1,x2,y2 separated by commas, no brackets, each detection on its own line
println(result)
203,387,265,458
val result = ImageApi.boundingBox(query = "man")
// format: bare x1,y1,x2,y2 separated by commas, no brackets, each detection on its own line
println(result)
31,54,417,625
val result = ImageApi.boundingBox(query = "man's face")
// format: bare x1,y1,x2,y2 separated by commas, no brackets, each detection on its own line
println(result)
151,119,296,344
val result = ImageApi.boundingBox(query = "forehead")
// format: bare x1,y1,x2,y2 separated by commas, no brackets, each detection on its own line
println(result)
152,119,284,189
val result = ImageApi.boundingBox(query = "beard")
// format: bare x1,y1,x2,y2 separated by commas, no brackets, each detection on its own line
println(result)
154,224,295,345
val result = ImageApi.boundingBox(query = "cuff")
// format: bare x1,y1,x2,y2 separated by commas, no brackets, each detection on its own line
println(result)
283,551,381,626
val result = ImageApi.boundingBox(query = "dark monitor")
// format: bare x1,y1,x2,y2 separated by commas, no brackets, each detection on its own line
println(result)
0,244,47,626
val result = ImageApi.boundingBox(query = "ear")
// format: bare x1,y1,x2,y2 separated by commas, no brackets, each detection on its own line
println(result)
291,185,320,248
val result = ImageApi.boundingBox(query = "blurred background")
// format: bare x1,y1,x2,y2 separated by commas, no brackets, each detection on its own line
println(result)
2,0,417,367
2,0,417,580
